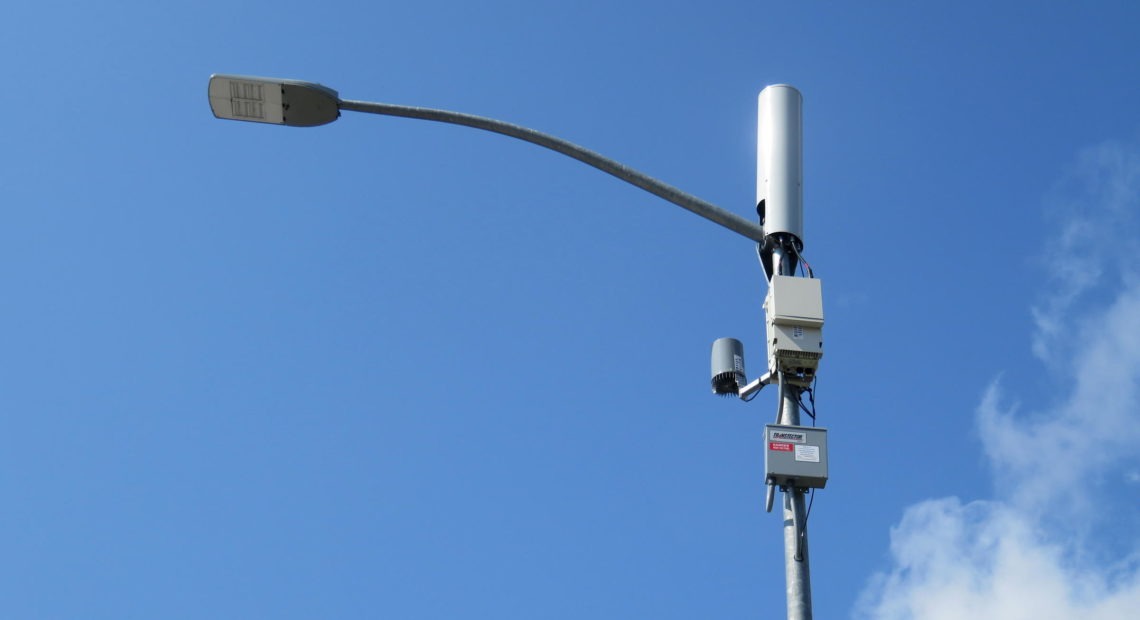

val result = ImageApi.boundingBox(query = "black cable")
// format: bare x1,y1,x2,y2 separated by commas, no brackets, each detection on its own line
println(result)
798,382,818,425
808,382,818,425
797,393,816,423
800,254,815,278
796,489,816,561
790,241,815,278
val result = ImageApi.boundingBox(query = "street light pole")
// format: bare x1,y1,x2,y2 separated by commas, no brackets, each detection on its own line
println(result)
760,85,814,620
208,74,821,619
779,378,813,620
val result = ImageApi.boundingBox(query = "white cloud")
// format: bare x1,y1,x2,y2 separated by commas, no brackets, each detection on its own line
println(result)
857,142,1140,620
1031,142,1140,364
857,498,1140,620
981,281,1140,518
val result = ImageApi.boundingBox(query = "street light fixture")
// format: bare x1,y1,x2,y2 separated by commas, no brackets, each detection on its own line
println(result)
208,74,340,127
207,73,823,620
207,73,766,242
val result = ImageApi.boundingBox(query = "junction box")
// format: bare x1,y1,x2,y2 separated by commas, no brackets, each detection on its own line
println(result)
764,275,824,384
765,424,828,489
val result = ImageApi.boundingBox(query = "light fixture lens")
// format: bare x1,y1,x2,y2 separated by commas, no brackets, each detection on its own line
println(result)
209,76,285,124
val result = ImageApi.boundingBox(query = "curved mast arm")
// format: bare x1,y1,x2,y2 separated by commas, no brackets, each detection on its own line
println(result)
339,99,766,243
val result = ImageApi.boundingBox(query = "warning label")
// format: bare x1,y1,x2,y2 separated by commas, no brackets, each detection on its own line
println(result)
769,442,794,452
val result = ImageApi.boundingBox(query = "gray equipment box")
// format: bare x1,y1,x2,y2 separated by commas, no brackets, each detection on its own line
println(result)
765,424,828,489
764,276,824,384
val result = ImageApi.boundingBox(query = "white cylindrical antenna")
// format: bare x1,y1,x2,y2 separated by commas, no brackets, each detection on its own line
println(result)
756,85,804,245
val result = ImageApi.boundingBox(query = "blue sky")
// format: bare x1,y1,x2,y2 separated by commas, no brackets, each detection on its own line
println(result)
2,2,1139,618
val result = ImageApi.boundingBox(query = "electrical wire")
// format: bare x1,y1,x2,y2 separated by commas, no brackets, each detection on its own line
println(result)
797,380,818,425
807,378,818,425
792,242,815,278
796,394,816,423
797,488,816,561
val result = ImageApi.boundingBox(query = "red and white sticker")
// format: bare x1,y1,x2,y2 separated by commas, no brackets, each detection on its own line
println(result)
769,442,794,452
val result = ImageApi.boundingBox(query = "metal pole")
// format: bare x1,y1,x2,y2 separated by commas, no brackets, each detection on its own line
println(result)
762,84,812,620
777,380,812,620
